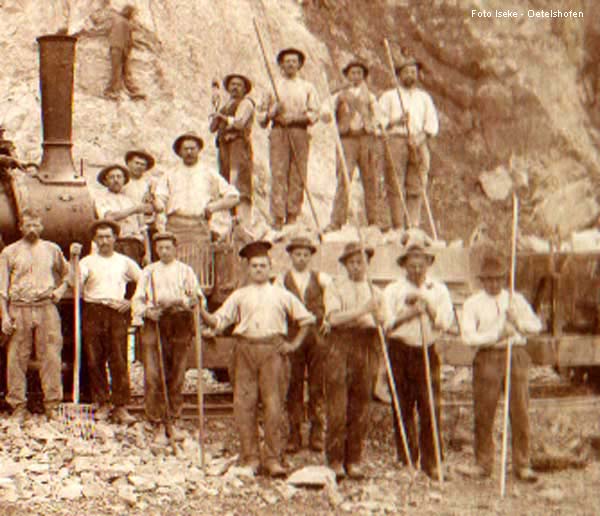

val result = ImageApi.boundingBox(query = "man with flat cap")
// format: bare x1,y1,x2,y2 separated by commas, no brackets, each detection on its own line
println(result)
460,253,542,482
383,231,453,479
378,55,439,229
199,240,315,478
258,47,320,229
275,235,331,453
94,163,151,266
322,60,381,232
73,219,141,424
132,231,202,442
322,241,384,479
154,132,240,253
209,74,255,227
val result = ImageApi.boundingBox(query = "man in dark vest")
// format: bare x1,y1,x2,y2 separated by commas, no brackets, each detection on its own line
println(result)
322,60,380,232
275,235,331,453
209,74,255,227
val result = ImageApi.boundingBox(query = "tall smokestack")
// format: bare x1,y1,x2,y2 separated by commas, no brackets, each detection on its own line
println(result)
37,35,81,183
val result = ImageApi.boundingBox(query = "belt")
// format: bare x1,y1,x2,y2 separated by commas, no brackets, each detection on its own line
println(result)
10,298,53,307
236,334,285,345
272,121,308,130
340,129,369,138
388,132,409,139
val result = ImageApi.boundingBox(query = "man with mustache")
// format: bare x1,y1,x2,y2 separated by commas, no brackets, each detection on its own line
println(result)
0,209,70,423
209,74,255,227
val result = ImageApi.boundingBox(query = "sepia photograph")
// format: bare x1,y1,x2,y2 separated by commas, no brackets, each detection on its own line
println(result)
0,0,598,514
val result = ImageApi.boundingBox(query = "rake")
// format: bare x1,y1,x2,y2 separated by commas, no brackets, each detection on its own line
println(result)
58,249,96,440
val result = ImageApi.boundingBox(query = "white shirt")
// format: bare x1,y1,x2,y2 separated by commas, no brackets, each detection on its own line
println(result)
154,161,239,219
258,76,320,125
79,252,141,304
324,277,383,329
124,175,161,225
383,274,454,347
94,190,146,241
461,289,542,348
321,84,381,133
378,86,439,137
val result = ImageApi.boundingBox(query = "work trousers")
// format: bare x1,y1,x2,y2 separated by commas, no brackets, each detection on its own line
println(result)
387,339,442,476
329,134,378,227
141,310,193,422
105,46,142,95
218,138,253,203
269,126,309,223
232,336,289,465
324,328,374,467
378,135,431,229
473,347,531,474
6,303,63,409
286,330,326,448
82,303,130,407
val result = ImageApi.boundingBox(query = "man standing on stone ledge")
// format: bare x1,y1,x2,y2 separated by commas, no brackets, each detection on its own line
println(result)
209,74,255,229
257,48,320,230
154,132,239,252
104,4,147,101
378,55,438,229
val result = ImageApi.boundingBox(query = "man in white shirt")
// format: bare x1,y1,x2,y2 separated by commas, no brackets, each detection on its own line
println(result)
257,48,320,229
275,236,331,453
461,254,542,482
199,241,315,478
94,164,151,266
76,219,141,424
322,60,380,231
131,232,200,442
378,56,439,229
383,233,453,479
154,132,239,253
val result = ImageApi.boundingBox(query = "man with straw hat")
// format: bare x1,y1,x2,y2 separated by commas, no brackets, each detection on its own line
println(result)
199,241,315,478
460,252,541,482
322,241,384,479
154,132,239,249
383,230,453,479
131,231,202,443
321,59,381,232
209,74,255,227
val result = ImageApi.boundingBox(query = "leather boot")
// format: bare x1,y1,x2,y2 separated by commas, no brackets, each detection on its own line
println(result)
111,407,136,425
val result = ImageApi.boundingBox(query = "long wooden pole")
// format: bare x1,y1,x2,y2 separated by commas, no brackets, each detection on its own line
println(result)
320,71,414,472
193,305,206,470
253,18,324,240
72,251,81,404
382,39,438,240
500,192,519,497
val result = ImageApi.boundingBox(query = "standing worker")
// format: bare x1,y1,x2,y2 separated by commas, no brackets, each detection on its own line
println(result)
199,241,315,478
131,232,201,442
0,209,70,423
322,242,384,480
209,74,255,228
322,59,381,232
257,48,320,230
383,232,453,478
378,55,438,229
460,254,541,482
104,4,147,101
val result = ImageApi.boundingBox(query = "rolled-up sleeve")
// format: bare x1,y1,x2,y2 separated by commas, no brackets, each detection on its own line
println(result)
423,93,439,137
510,293,542,334
431,285,454,331
227,98,254,130
0,251,10,300
324,282,342,319
213,291,240,332
461,297,501,346
154,174,169,212
131,268,149,324
306,83,320,125
214,172,240,201
383,284,399,333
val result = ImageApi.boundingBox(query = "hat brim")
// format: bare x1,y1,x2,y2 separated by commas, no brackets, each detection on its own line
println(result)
286,243,317,254
395,60,422,75
277,48,306,68
397,251,435,267
342,62,369,78
172,134,204,156
89,219,121,238
124,150,155,171
153,233,177,245
97,164,130,186
239,240,273,259
223,74,253,94
478,271,507,279
338,247,374,264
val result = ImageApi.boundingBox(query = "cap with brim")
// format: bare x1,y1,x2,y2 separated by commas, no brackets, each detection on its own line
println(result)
342,60,369,78
395,56,422,75
124,149,155,171
338,241,374,264
286,236,317,255
276,47,306,68
97,164,130,187
239,240,273,260
397,244,435,266
223,74,253,94
89,219,121,238
152,231,177,245
478,256,507,278
172,132,204,157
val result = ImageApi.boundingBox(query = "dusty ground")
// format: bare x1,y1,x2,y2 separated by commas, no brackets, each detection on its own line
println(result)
1,367,599,515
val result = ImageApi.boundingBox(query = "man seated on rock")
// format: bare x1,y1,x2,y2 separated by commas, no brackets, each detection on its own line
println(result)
199,241,315,478
131,231,202,443
460,253,542,482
